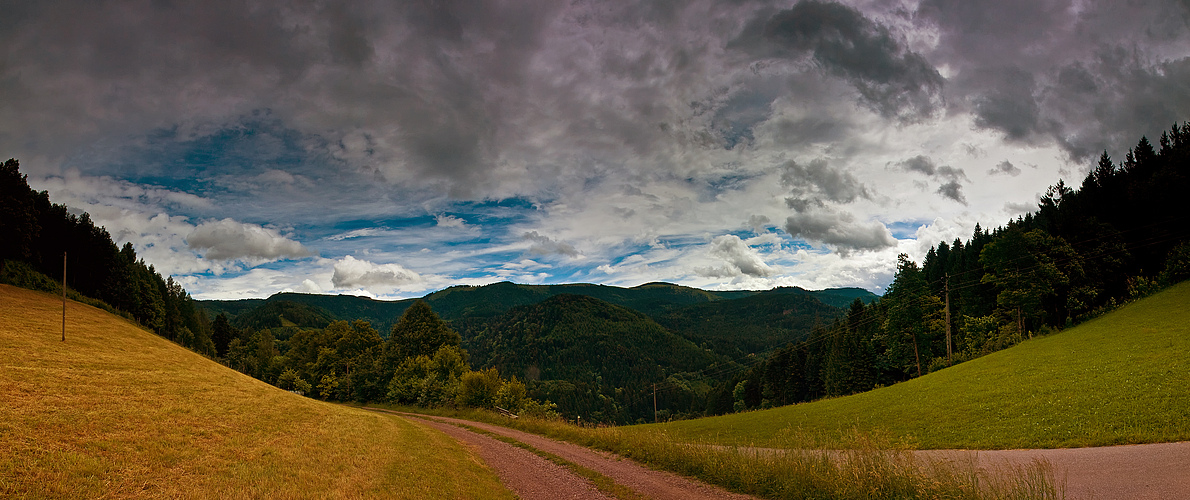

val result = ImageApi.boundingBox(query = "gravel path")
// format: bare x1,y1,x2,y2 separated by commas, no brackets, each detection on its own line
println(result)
921,441,1190,500
375,408,1188,499
407,415,611,500
371,409,754,500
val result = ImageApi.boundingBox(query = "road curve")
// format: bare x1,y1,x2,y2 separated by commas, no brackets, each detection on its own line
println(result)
369,409,754,500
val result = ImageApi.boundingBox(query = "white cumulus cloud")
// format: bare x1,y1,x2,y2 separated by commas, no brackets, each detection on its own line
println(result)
436,214,469,229
187,218,311,261
696,234,775,278
331,255,423,290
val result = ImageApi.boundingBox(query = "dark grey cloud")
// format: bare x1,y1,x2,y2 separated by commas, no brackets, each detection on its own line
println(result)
523,231,579,258
765,115,851,146
784,208,896,255
936,181,966,205
896,155,969,204
732,1,944,121
970,67,1043,143
748,214,772,232
785,197,824,213
780,158,869,204
919,0,1190,161
989,160,1022,177
900,155,937,176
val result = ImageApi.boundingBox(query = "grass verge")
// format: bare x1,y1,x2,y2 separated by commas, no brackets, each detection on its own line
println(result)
639,281,1190,450
0,284,513,499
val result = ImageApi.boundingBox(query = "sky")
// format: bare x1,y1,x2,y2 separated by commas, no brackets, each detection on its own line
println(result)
4,0,1190,300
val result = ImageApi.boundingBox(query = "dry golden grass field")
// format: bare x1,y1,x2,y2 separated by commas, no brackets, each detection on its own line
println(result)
0,284,514,499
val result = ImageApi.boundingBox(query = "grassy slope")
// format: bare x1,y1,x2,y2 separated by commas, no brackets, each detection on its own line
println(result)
637,281,1190,450
0,285,513,499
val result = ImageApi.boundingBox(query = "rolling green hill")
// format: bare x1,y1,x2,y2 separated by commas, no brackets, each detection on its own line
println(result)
466,294,727,423
199,281,874,344
656,289,844,358
230,300,338,330
633,281,1190,450
0,284,512,498
203,292,412,332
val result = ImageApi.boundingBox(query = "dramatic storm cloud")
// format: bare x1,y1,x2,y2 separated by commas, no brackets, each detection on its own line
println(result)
4,0,1189,298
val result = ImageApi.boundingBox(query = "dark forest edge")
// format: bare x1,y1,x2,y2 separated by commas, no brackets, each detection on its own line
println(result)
2,122,1188,425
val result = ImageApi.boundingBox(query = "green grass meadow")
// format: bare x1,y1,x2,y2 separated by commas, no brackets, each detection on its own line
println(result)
638,281,1190,450
0,285,513,499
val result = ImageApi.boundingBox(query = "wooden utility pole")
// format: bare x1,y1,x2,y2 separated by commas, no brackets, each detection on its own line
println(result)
944,273,952,366
61,252,67,342
653,383,658,423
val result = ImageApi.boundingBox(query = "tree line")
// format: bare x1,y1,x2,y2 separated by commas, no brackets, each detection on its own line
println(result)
1,159,215,354
212,300,556,415
707,125,1190,415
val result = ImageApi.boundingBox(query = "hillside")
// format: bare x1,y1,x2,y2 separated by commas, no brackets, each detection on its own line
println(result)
425,281,745,319
656,290,844,358
230,300,337,330
197,281,876,334
0,284,512,498
466,294,727,423
637,281,1190,450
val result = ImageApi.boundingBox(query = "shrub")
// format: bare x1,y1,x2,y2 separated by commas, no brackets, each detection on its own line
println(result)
495,376,528,413
457,368,502,408
1160,242,1190,286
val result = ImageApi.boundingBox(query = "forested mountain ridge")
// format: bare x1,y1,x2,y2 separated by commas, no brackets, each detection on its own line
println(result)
198,281,875,338
655,290,843,359
230,300,336,330
464,294,727,422
195,280,865,422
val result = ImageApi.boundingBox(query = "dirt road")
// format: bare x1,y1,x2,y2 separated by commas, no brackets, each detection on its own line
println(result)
408,415,611,500
375,408,1188,499
370,409,754,500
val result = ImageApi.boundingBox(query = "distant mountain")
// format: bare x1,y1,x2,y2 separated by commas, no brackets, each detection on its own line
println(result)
202,293,415,333
657,290,845,358
195,281,875,422
771,286,879,308
422,280,751,319
229,300,337,330
463,294,726,423
197,281,876,360
199,280,874,335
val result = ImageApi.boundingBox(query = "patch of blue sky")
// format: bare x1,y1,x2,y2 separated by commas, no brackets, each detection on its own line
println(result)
451,197,539,222
886,220,929,240
96,114,311,189
775,235,815,252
